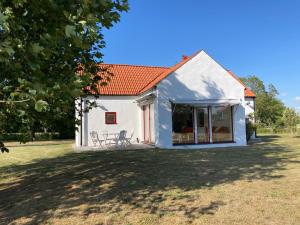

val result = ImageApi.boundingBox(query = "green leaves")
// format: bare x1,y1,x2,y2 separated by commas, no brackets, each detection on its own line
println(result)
78,20,87,25
241,76,285,127
31,43,44,55
65,25,76,37
28,62,40,71
34,100,49,112
0,0,129,150
0,41,15,59
28,89,37,95
0,8,12,31
282,108,300,132
0,12,6,23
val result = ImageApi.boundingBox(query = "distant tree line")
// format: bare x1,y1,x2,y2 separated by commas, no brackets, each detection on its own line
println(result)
240,76,300,133
0,99,75,142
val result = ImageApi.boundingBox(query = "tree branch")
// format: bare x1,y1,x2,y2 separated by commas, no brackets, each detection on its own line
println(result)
0,99,31,103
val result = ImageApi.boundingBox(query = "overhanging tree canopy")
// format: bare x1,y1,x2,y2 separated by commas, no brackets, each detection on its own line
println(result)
0,0,129,152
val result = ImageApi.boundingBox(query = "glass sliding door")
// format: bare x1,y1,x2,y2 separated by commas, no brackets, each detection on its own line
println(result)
196,107,210,143
211,106,233,143
172,105,194,144
172,104,234,145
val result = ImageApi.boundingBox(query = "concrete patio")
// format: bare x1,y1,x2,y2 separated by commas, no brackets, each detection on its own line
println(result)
74,143,155,152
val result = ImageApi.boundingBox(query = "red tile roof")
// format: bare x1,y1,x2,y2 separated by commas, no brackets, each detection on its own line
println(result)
94,64,169,95
244,88,256,98
93,52,255,98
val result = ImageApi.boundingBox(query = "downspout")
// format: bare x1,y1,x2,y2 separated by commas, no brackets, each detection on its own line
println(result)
80,97,83,147
208,106,213,143
253,98,257,138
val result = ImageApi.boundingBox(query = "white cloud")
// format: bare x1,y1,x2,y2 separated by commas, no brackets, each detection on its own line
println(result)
281,92,288,97
295,97,300,103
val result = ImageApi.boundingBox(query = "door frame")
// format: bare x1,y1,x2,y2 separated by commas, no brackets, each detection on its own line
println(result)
142,104,152,143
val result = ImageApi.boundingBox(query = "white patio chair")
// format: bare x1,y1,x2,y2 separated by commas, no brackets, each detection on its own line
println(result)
90,131,105,148
124,131,134,145
102,131,109,145
117,130,127,148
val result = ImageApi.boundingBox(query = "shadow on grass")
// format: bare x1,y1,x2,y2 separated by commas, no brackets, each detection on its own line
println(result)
0,135,298,224
256,135,281,142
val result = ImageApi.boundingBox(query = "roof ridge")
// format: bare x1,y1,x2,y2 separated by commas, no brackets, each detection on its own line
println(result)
227,70,256,98
99,63,170,69
227,70,247,88
138,50,202,94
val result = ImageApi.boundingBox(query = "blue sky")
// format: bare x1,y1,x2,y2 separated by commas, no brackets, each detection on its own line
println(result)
102,0,300,110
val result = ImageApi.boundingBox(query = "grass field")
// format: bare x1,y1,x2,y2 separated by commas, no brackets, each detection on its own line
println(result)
0,135,300,225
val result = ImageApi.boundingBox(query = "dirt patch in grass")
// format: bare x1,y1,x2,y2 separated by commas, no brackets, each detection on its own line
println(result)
0,135,300,225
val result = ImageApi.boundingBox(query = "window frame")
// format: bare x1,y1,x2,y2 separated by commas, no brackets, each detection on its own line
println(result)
172,104,235,145
211,106,234,143
195,107,211,144
105,112,117,125
171,104,195,145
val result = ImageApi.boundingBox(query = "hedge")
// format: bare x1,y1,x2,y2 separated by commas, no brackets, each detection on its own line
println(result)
0,132,60,142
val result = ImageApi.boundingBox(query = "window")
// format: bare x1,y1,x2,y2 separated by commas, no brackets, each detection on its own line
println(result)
196,107,210,143
172,104,234,145
105,112,117,124
172,105,194,144
211,106,233,143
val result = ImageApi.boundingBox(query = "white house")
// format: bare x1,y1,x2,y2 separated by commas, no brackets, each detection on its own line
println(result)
75,50,256,149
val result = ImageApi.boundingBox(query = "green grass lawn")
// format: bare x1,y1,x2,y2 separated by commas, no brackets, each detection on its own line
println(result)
0,135,300,225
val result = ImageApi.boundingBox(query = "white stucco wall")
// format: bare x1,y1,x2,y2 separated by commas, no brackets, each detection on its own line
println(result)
149,103,155,143
155,51,248,148
245,97,255,118
75,96,142,147
244,97,256,138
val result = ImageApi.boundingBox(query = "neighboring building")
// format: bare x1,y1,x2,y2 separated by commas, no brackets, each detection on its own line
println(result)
76,50,255,149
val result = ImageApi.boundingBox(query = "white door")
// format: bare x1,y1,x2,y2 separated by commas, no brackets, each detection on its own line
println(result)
143,104,155,144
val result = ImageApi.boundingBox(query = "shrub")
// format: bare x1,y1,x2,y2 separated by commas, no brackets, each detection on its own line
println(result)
257,127,300,135
257,127,272,134
246,121,256,142
0,132,60,142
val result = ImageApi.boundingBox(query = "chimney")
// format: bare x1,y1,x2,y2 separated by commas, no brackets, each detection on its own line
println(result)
182,55,189,61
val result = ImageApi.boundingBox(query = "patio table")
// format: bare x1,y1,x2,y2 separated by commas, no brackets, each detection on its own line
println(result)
102,132,120,146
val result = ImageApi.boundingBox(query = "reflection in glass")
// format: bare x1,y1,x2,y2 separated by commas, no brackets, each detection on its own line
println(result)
172,104,233,145
196,108,210,143
172,105,194,144
211,106,233,142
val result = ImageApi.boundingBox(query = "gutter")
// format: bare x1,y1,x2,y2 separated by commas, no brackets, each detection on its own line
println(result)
80,97,83,147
